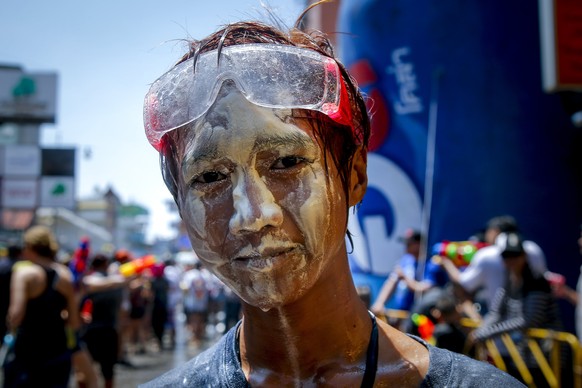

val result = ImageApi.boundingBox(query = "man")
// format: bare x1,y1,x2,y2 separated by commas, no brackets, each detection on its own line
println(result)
82,254,134,388
437,215,547,312
140,11,523,387
0,245,22,344
370,229,445,316
5,226,79,387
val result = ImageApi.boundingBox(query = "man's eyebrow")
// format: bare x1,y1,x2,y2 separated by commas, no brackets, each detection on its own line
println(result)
252,132,315,152
182,131,315,169
182,143,218,168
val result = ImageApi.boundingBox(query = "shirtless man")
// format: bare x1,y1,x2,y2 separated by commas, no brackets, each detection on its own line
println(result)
141,10,523,387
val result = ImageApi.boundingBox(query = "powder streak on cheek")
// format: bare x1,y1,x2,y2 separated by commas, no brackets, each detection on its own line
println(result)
181,191,207,240
283,164,330,262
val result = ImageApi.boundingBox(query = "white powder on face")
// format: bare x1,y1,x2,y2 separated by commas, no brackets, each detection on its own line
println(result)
179,88,334,309
229,164,284,234
181,189,207,240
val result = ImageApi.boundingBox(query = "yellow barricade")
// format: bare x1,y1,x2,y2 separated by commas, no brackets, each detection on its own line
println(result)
463,320,581,388
376,311,582,388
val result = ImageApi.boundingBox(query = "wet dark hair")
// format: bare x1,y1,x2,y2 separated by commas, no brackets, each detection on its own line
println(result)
487,215,519,233
8,245,22,260
158,15,370,224
505,262,551,296
90,254,110,270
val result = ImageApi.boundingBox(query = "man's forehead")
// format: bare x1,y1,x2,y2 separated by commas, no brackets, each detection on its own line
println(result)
181,124,316,166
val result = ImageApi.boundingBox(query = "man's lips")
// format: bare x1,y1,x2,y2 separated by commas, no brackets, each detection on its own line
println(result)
235,246,296,261
232,246,299,272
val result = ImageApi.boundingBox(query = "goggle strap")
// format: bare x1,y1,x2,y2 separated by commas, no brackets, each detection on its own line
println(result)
328,74,356,135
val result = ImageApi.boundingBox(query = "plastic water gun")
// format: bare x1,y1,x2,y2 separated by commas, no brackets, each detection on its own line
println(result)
80,298,93,322
431,241,489,268
411,313,435,345
69,237,90,286
119,255,157,277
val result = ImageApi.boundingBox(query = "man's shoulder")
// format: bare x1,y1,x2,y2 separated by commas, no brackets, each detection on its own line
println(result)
140,325,246,387
140,346,221,387
422,344,525,387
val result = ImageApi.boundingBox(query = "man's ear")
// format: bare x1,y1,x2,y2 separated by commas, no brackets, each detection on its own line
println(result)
348,146,368,207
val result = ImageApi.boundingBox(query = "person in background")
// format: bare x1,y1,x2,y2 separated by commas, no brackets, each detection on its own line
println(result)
4,226,79,387
126,269,152,355
0,244,22,345
110,249,135,367
181,260,210,347
81,253,134,388
149,262,169,351
431,292,467,355
471,232,563,387
140,5,523,386
437,215,547,313
370,230,446,325
223,281,242,332
163,256,183,349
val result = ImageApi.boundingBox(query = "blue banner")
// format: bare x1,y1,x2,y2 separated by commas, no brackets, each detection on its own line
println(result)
339,0,582,331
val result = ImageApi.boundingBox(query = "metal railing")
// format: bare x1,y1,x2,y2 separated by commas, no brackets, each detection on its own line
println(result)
376,309,582,388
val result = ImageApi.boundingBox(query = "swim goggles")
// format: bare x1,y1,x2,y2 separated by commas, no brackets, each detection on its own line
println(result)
144,43,353,150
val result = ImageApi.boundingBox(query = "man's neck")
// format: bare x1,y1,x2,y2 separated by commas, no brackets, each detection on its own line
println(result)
238,265,373,385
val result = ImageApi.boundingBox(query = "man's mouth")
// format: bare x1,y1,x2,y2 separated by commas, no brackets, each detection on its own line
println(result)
232,245,299,272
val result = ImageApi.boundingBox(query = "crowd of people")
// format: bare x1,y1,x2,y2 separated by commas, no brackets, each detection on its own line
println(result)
368,215,581,386
0,225,241,387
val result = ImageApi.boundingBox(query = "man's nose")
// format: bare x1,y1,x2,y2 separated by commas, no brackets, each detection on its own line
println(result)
229,168,283,235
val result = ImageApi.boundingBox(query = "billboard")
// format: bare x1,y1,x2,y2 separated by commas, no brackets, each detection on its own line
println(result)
1,178,38,208
338,0,582,330
0,67,58,123
41,148,75,176
40,176,75,209
0,145,41,176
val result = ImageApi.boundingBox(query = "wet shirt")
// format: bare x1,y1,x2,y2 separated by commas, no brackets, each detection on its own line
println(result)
140,322,524,387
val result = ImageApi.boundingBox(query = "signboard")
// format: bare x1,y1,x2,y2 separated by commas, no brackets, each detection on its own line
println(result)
539,0,582,91
1,178,38,208
0,123,18,144
41,148,75,176
40,176,75,209
0,145,40,176
0,67,58,123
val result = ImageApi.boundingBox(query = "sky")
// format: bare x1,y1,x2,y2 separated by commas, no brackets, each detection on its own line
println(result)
0,0,305,241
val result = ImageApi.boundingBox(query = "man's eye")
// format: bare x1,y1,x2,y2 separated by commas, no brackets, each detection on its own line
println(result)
272,156,305,170
194,171,226,184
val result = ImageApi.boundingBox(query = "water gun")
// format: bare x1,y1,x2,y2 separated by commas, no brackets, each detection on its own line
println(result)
69,237,90,285
411,313,435,345
431,241,489,268
119,255,157,277
80,298,93,322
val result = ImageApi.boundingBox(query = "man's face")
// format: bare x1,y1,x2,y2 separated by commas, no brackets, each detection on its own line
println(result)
406,240,420,258
176,90,348,311
485,227,500,244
